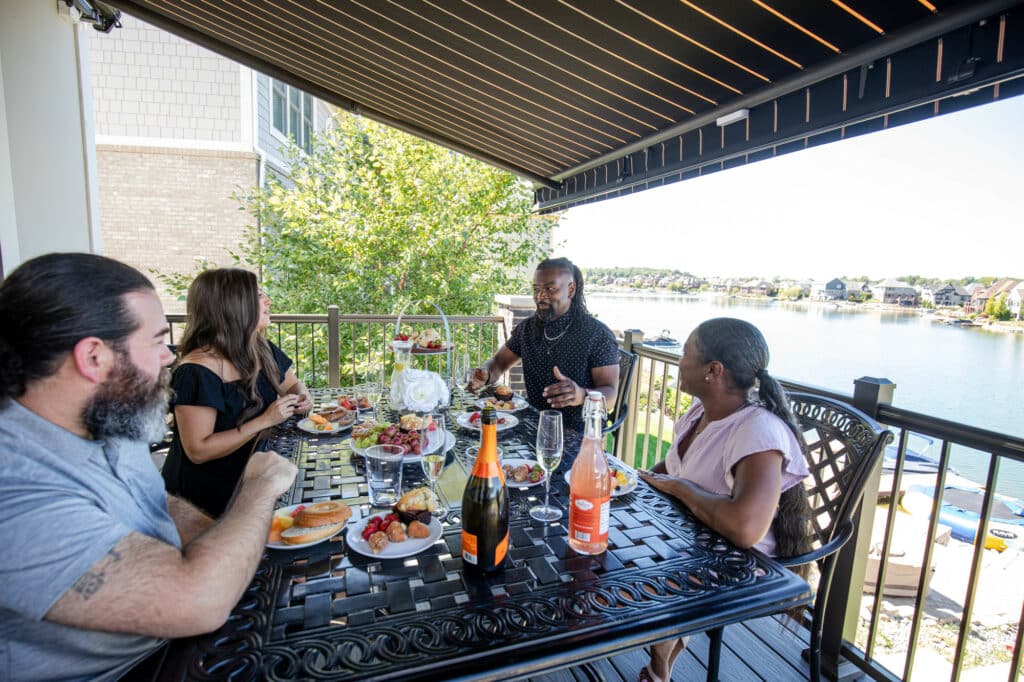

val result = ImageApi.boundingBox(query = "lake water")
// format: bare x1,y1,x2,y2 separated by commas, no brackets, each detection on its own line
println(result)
588,292,1024,498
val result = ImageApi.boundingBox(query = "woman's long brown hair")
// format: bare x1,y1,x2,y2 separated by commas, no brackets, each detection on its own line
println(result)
179,268,283,425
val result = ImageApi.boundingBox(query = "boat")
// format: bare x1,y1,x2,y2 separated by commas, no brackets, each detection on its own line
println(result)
902,483,1024,551
642,329,681,348
883,434,951,475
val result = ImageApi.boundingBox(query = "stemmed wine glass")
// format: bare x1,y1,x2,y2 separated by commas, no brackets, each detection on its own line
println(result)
530,410,563,522
363,366,384,422
420,411,448,515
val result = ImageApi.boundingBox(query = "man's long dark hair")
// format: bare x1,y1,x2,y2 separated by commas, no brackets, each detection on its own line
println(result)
528,257,589,340
693,318,814,581
0,253,154,403
178,268,283,425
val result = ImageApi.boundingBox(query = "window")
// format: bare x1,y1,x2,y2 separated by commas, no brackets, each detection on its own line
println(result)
271,79,313,154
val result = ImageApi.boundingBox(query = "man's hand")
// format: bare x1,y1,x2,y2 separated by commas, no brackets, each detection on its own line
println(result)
242,450,297,497
466,367,489,393
542,366,583,408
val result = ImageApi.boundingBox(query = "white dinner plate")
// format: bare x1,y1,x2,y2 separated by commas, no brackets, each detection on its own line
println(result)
562,459,639,497
266,503,352,550
351,429,455,464
296,417,355,435
501,457,546,489
474,395,529,412
347,515,443,559
456,411,519,432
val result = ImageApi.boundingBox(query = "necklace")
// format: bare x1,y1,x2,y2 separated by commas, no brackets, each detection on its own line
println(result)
543,317,573,343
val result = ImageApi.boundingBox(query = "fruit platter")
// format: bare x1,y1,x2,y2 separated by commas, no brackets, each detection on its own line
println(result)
394,328,451,355
350,418,453,462
347,513,442,559
563,458,639,497
456,410,519,432
296,406,357,435
474,395,528,412
502,458,545,488
336,394,373,412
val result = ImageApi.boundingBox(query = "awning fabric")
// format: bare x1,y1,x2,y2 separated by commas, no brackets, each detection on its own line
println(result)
110,1,1024,212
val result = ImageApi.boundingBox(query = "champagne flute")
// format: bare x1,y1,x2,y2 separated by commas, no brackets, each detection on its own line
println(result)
530,410,563,522
364,367,384,422
419,411,447,515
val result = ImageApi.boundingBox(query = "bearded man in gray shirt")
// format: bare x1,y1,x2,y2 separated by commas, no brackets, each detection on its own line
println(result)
0,253,297,681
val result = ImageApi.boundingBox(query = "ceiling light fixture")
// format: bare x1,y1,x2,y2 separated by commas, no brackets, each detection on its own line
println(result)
715,109,750,127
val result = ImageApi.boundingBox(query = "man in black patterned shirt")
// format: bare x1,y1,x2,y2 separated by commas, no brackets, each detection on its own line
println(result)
469,258,619,433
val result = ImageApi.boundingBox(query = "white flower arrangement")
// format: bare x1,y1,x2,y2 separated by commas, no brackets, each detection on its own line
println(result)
390,368,450,413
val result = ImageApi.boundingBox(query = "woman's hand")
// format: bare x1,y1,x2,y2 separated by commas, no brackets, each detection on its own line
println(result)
638,470,682,497
292,391,313,415
263,394,301,427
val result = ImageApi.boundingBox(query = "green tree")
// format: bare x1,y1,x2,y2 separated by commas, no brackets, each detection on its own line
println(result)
239,113,555,316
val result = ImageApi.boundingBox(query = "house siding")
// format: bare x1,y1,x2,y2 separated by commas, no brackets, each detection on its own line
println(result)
96,145,257,312
90,15,242,144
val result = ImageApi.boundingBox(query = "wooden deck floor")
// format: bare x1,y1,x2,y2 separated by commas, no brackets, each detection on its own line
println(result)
529,615,812,682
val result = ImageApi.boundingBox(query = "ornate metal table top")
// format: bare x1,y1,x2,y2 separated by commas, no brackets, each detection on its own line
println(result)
159,389,810,681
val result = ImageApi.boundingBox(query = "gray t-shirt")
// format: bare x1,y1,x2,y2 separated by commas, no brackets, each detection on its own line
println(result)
0,400,181,681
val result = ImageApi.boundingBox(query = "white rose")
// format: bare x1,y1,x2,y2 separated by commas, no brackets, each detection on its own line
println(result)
391,369,449,412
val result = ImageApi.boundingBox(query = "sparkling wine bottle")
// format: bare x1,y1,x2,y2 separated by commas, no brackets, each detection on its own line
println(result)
460,407,509,572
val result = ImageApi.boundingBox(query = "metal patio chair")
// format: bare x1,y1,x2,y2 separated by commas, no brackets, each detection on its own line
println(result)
705,392,893,682
603,348,637,458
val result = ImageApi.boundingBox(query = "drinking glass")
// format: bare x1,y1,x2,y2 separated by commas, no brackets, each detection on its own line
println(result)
530,410,564,522
419,411,448,515
365,444,405,507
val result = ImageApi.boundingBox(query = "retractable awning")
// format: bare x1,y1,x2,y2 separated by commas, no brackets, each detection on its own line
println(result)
109,1,1024,212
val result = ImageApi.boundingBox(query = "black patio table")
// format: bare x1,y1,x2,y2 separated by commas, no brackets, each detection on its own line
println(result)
156,388,810,681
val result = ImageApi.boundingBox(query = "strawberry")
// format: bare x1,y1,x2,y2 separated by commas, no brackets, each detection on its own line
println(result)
290,505,306,518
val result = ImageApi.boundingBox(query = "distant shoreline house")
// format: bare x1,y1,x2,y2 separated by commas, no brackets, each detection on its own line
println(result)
871,280,918,306
90,14,333,311
811,278,846,301
969,278,1022,314
1008,283,1024,320
920,283,970,307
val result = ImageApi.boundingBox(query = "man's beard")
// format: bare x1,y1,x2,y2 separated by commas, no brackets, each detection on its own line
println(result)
82,354,171,443
536,303,558,322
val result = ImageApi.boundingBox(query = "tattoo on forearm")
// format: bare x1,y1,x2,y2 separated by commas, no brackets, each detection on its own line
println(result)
72,548,122,600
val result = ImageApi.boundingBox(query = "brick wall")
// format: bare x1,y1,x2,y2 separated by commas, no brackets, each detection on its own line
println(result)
96,145,258,312
90,14,242,143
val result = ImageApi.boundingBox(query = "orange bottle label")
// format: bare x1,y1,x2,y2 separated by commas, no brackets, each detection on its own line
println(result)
569,494,610,543
495,530,509,564
462,531,478,565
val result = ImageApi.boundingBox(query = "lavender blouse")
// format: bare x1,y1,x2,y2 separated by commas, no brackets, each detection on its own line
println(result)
665,398,810,555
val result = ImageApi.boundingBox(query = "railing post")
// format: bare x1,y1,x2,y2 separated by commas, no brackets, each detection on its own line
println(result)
621,329,642,467
852,376,895,420
328,305,340,389
820,376,896,680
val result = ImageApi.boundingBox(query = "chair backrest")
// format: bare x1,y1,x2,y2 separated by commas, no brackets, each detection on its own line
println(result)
603,350,637,454
788,392,894,547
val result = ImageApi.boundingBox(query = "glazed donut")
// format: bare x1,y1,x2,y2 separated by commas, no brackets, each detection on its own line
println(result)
295,500,352,527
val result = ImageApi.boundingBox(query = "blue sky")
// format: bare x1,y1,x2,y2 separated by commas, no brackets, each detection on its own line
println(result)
554,95,1024,282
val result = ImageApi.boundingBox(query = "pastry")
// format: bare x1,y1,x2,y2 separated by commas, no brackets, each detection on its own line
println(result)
407,520,431,538
295,500,351,527
386,522,408,542
368,531,389,553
